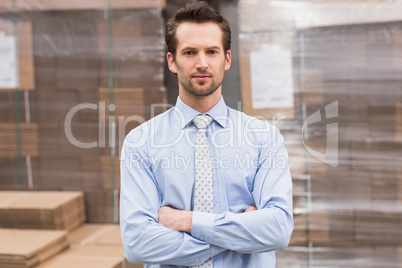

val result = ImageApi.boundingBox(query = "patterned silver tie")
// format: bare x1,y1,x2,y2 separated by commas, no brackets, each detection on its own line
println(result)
192,115,214,268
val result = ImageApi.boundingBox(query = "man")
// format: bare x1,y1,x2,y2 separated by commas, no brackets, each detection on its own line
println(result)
120,2,293,267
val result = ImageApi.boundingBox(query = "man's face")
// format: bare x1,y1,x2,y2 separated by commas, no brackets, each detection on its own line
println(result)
167,22,231,98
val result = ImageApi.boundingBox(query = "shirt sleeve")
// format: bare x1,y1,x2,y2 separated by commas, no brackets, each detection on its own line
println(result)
191,127,294,253
120,132,226,266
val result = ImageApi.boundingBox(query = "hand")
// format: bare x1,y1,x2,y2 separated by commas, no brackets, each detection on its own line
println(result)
158,205,256,233
244,206,257,213
158,206,192,233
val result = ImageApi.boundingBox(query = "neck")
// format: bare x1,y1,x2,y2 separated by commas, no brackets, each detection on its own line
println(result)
179,88,222,113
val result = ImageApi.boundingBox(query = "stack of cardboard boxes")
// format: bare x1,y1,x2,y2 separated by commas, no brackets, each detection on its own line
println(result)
239,0,402,266
0,1,166,224
0,190,141,268
0,229,69,268
0,191,77,267
38,224,136,268
0,191,85,230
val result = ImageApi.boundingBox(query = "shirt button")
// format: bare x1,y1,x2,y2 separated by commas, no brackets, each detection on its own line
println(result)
200,236,204,240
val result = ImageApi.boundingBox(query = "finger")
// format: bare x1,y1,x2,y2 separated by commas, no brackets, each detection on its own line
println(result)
244,206,257,213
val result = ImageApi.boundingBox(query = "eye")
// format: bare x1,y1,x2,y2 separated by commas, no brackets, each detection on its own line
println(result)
208,50,218,54
184,51,195,55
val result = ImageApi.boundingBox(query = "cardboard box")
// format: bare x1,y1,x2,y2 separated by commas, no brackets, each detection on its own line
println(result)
85,190,119,223
355,210,402,246
40,224,143,268
0,123,38,157
289,212,307,246
38,256,123,268
0,191,85,231
0,5,165,233
0,157,39,190
399,172,402,202
37,156,84,190
397,103,402,139
99,88,146,120
238,1,402,266
101,156,120,189
0,228,69,268
97,11,164,90
58,122,102,157
0,22,34,91
292,209,357,247
80,156,104,190
239,33,295,119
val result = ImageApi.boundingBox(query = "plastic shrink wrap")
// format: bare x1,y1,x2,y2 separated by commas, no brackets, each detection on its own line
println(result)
0,0,167,223
238,0,402,267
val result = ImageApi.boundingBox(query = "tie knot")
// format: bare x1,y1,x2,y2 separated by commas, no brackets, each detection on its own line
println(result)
193,115,213,129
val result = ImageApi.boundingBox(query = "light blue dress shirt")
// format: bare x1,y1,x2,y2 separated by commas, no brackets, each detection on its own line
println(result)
120,97,293,268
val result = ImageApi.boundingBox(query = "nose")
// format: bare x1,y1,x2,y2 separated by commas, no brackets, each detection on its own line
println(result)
195,53,208,70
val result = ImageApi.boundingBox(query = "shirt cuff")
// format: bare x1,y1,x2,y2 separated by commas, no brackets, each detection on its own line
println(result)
191,211,215,244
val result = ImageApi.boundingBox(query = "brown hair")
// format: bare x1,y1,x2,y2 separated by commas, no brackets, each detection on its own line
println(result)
165,1,231,58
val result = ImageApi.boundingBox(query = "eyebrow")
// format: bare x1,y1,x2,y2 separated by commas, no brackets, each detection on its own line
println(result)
180,46,221,51
181,47,196,51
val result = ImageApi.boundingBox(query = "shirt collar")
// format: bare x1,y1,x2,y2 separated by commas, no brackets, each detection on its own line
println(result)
174,96,228,129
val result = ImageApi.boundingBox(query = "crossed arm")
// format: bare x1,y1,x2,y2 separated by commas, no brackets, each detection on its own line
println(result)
121,170,292,267
120,129,293,266
158,206,258,233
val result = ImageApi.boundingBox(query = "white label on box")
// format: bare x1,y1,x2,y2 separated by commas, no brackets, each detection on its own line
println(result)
250,44,294,109
0,33,18,88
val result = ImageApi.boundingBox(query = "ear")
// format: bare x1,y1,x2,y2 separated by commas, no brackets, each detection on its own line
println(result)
224,50,232,71
167,52,177,74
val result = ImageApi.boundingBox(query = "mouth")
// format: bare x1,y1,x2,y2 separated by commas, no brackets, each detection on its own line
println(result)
192,75,211,81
